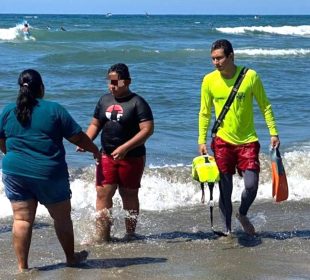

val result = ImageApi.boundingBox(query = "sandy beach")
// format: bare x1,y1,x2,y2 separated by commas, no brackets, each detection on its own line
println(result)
1,201,309,280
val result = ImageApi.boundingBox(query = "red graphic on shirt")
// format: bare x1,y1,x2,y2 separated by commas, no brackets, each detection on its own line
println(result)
106,105,123,122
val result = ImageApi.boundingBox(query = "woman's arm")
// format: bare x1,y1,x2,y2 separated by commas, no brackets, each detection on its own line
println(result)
68,131,100,161
76,117,102,152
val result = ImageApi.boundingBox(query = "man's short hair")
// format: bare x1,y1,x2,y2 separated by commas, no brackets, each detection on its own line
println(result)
211,39,234,57
108,63,131,80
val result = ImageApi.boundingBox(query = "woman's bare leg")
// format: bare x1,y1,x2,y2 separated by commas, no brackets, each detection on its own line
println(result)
11,199,37,272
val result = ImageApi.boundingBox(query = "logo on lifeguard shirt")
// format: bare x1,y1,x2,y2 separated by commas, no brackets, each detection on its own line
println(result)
105,105,123,122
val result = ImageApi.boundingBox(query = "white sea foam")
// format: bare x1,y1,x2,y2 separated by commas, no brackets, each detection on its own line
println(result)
0,149,309,218
0,24,34,41
235,48,310,56
216,25,310,36
182,47,310,56
0,26,20,40
0,173,308,220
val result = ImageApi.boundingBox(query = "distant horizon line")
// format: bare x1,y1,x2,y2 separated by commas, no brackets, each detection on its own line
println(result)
0,13,308,16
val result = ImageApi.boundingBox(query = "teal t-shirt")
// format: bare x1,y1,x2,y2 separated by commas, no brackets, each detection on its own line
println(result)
0,99,82,179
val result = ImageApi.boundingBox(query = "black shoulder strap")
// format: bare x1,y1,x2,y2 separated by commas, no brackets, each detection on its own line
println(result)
211,67,249,138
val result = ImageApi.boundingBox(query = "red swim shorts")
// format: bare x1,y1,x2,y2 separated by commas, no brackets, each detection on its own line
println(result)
211,136,260,175
96,154,145,189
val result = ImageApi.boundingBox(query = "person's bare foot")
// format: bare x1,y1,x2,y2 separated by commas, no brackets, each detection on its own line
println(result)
19,268,37,273
93,227,111,244
66,250,88,267
94,215,112,244
236,213,256,236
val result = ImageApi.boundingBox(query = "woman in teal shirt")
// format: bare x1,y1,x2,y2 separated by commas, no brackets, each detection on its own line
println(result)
0,69,100,272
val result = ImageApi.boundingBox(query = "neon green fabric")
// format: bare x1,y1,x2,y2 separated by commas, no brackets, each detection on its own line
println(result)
198,66,278,145
192,155,220,183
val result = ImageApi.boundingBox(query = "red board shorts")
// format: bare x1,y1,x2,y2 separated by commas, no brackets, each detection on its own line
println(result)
96,154,145,189
211,136,260,175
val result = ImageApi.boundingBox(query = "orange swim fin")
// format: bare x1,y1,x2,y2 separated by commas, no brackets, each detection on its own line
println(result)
270,147,288,202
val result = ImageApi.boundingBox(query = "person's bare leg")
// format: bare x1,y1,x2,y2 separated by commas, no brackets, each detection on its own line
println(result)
119,188,139,238
46,200,87,266
95,185,117,242
11,199,37,272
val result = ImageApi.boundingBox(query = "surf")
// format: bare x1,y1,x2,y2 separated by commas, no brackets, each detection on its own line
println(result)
0,23,36,41
1,148,310,219
235,48,310,56
216,25,310,37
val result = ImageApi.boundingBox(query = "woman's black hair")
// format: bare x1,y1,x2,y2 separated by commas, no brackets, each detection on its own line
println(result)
15,69,44,126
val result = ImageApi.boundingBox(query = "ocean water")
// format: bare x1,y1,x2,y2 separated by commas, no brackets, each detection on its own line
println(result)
0,14,310,278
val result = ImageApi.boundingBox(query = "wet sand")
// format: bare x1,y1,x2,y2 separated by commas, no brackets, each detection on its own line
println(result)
0,201,309,280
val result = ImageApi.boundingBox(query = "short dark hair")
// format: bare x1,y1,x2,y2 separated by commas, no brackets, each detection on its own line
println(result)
107,63,131,80
211,39,234,57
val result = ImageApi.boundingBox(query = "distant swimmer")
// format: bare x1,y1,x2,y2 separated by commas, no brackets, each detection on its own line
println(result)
22,23,30,38
60,26,66,31
21,23,35,41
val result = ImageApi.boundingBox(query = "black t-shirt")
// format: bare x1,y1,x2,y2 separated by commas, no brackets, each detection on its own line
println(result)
93,92,153,157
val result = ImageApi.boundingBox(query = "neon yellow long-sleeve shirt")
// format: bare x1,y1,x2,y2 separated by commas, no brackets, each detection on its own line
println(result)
198,66,278,145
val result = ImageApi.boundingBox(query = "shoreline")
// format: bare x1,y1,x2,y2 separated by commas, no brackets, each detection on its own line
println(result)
1,201,309,279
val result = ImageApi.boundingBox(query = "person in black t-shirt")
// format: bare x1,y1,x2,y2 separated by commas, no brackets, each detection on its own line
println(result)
78,63,154,242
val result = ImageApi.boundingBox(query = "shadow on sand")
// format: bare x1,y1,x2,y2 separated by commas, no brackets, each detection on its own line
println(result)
16,229,310,273
36,257,167,271
260,229,310,240
115,229,310,248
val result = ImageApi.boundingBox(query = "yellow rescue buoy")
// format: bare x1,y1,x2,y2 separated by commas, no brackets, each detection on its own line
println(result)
192,155,220,183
